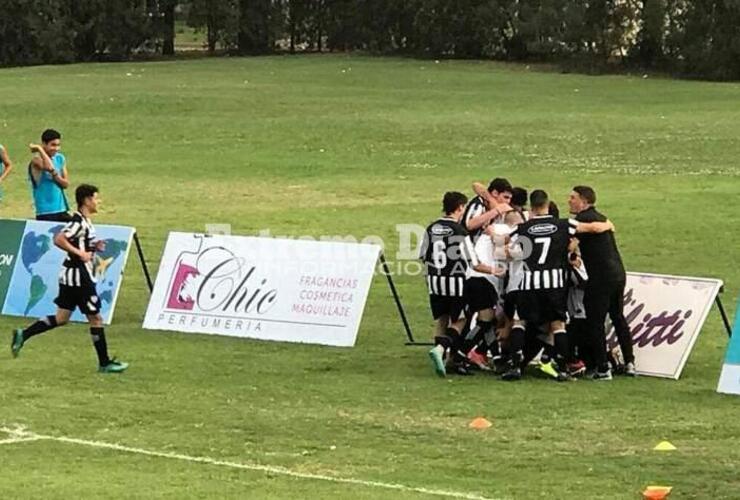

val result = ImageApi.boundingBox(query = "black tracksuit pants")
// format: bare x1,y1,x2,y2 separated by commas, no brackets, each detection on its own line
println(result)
584,278,635,371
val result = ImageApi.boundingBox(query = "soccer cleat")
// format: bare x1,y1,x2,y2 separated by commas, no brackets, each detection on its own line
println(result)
537,360,560,379
567,360,587,378
98,358,129,373
467,349,491,371
490,355,508,375
591,369,613,381
11,329,24,358
448,362,475,376
624,362,637,377
428,347,446,377
501,365,522,381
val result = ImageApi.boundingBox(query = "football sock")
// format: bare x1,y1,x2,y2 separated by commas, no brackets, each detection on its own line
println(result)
23,315,58,341
553,329,568,369
90,327,110,366
509,326,525,364
474,320,493,354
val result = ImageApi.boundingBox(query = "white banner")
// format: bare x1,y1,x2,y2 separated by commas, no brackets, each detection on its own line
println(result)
143,233,381,347
609,272,723,379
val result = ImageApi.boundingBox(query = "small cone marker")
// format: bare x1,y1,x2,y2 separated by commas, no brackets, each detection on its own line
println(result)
468,417,492,430
642,486,672,500
653,441,677,451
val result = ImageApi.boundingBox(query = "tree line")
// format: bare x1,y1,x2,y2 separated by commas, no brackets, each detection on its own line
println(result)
1,0,738,80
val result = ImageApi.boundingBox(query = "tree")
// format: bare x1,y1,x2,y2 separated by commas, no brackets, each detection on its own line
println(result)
238,0,272,54
188,0,239,52
160,0,177,55
635,0,666,67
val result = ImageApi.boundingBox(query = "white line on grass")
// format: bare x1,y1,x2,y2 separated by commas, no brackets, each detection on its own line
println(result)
0,436,43,445
0,426,500,500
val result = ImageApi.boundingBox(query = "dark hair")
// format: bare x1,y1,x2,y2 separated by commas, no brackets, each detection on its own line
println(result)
511,187,528,208
529,189,549,209
573,185,596,205
548,201,560,218
41,129,61,144
75,184,98,208
443,191,468,215
487,177,513,194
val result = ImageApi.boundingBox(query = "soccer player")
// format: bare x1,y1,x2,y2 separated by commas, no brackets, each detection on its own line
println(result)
569,186,635,379
510,187,529,221
11,184,129,373
463,223,507,369
0,143,13,204
420,191,477,377
503,190,577,381
29,129,71,222
565,249,589,377
463,178,513,243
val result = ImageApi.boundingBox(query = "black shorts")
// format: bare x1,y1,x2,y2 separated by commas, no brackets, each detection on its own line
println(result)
55,284,102,316
36,212,72,222
464,277,498,313
513,288,567,325
503,290,519,319
429,294,466,321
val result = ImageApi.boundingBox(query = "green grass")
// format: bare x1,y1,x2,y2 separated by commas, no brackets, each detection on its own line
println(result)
1,55,740,499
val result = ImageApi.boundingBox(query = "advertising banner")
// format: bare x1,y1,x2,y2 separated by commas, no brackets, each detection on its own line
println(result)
609,272,723,379
143,233,381,347
0,219,134,324
716,297,740,395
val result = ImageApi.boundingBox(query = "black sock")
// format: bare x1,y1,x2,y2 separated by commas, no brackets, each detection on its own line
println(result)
447,327,467,363
554,331,569,369
473,320,493,354
23,315,58,341
509,326,525,367
90,327,110,366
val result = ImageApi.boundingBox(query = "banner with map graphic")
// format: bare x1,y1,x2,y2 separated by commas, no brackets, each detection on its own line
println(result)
0,219,134,324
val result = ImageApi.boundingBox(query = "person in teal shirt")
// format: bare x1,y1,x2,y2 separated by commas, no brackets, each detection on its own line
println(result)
0,143,13,203
29,129,71,222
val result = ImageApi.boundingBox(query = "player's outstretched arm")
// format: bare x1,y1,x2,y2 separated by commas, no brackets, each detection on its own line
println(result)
472,182,494,205
467,182,513,231
575,220,615,234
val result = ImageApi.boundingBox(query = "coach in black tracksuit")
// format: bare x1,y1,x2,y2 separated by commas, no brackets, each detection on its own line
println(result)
569,186,635,379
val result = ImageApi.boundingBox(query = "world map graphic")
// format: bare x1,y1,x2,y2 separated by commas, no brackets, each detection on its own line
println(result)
2,221,132,323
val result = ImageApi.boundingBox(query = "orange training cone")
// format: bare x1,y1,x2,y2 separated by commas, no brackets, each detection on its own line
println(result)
468,417,492,430
642,486,672,500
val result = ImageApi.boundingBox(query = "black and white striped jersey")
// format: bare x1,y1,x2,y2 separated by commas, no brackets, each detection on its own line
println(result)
509,215,577,291
58,212,97,288
462,196,493,243
419,217,476,297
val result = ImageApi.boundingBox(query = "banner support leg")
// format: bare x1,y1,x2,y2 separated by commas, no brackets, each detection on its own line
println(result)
134,232,154,294
716,295,733,337
378,253,418,344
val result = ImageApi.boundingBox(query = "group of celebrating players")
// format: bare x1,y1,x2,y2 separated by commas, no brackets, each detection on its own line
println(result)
420,178,636,382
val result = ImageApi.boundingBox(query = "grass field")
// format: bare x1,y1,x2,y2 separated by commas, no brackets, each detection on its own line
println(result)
1,55,739,499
